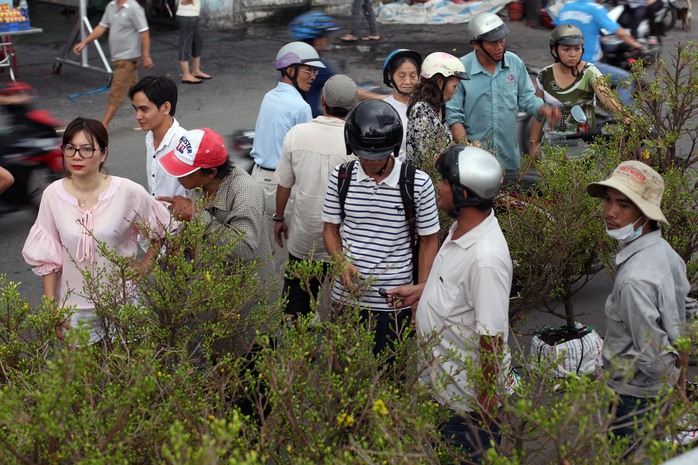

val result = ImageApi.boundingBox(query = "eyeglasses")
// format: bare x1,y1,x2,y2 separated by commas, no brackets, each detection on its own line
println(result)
62,145,103,159
298,67,319,76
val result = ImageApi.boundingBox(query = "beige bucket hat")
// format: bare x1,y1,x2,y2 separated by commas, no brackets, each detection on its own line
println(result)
587,160,668,225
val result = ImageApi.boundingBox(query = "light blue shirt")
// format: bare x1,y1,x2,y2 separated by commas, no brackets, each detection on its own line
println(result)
250,82,312,170
603,230,689,398
556,0,621,63
445,51,544,170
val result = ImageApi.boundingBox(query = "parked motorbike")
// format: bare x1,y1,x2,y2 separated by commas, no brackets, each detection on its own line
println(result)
0,81,63,213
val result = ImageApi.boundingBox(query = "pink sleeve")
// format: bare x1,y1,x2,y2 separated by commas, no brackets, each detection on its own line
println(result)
22,184,64,276
22,223,63,276
145,197,177,239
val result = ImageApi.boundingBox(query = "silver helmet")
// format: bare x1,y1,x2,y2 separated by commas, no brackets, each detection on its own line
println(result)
274,41,325,70
467,12,510,42
436,145,503,215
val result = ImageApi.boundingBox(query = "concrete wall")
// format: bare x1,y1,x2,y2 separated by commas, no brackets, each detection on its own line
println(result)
201,0,350,28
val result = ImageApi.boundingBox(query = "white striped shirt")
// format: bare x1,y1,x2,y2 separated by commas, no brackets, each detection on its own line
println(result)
322,158,440,311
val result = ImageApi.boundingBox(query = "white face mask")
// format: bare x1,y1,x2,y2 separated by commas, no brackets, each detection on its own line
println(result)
606,216,646,244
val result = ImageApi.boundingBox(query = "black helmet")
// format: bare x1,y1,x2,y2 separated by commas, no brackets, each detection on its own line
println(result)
382,49,423,88
436,145,503,216
345,100,403,160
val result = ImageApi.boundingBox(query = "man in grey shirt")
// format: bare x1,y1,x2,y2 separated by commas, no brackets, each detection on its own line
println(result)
73,0,153,128
587,161,690,440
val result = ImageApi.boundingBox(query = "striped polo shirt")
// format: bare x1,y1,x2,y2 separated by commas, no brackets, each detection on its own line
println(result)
322,158,440,311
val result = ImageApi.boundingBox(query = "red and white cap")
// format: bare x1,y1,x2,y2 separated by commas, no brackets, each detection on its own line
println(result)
158,128,228,178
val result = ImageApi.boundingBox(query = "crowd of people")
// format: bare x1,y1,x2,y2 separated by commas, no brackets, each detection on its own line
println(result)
2,5,692,463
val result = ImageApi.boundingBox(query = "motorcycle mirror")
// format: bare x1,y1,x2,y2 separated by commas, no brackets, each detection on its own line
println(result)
570,105,586,124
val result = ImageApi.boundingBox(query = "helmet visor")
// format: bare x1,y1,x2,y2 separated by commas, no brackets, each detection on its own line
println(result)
301,58,326,68
478,23,510,42
556,35,585,46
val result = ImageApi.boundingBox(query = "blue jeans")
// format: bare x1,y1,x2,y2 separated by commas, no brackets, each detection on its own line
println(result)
594,62,635,107
442,412,501,465
611,394,655,439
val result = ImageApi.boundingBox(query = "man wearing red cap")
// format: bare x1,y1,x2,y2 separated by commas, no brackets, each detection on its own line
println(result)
587,161,690,440
157,128,278,355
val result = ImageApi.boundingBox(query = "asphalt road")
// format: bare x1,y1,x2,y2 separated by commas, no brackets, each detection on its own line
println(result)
1,3,696,330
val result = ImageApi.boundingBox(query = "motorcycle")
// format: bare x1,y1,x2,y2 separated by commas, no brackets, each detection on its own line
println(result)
595,1,666,70
603,0,679,35
599,34,662,69
0,81,63,213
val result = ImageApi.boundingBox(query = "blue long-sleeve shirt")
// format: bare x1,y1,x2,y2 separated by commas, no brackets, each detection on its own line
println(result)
445,51,544,170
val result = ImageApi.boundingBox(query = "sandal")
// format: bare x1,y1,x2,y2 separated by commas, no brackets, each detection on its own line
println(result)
361,35,380,41
339,35,359,43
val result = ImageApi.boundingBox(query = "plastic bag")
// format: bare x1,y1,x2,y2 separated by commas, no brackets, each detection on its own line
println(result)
531,323,604,378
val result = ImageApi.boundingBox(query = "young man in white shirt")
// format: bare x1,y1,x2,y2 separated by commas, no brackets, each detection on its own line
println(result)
130,76,187,198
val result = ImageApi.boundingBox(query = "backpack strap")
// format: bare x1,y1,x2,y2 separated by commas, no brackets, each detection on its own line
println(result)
337,160,355,221
399,162,419,284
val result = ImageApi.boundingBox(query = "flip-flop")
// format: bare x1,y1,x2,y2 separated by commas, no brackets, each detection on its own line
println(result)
182,79,202,84
339,35,358,43
194,74,212,80
361,35,380,41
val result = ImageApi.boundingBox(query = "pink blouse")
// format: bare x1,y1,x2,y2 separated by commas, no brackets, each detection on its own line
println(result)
22,176,172,311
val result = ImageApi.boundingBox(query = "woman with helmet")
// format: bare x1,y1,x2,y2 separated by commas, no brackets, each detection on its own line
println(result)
530,24,622,160
406,52,469,172
382,49,422,161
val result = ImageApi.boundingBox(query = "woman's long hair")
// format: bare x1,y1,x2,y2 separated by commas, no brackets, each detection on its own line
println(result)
407,77,441,116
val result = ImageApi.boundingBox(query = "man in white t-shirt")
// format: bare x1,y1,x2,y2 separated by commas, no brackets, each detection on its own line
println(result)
130,76,187,198
388,146,512,463
274,75,359,318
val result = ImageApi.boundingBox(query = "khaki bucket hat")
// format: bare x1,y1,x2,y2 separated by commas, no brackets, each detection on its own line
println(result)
587,160,668,225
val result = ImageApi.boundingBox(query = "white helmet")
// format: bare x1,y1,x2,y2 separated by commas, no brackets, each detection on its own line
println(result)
274,41,325,70
468,12,510,42
420,52,469,80
436,145,503,215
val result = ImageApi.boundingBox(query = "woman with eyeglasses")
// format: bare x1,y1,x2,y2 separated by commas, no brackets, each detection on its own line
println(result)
22,117,172,344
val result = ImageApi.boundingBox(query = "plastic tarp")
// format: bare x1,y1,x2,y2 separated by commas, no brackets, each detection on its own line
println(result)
376,0,513,24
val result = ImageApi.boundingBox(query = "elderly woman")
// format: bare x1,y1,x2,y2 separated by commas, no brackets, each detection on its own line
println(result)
382,49,422,162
